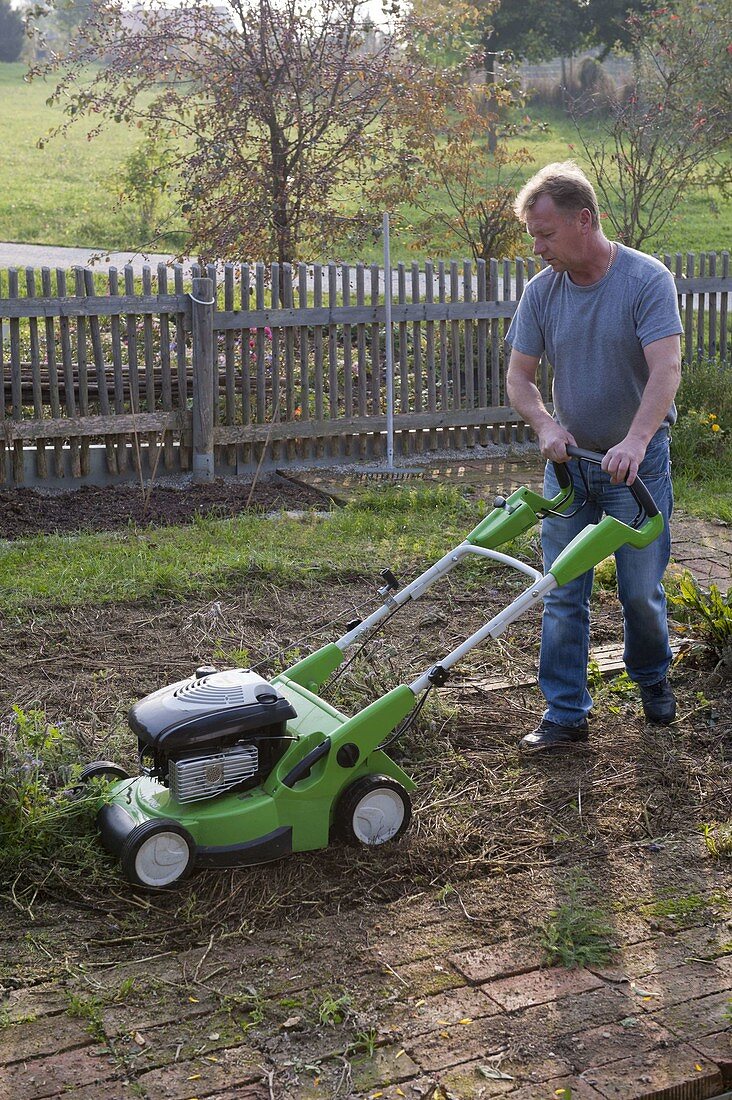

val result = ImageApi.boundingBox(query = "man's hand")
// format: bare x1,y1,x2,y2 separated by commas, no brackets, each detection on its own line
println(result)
602,437,647,485
538,422,577,463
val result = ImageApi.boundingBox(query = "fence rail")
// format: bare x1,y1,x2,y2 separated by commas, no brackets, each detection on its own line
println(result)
0,251,729,487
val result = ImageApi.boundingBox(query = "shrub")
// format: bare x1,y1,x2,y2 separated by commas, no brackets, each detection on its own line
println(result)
672,358,731,480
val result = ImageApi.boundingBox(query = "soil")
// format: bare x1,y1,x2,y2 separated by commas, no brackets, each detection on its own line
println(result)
0,473,333,540
1,479,730,1098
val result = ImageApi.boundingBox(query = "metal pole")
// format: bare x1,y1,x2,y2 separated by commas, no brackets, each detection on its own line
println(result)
383,211,394,471
191,277,215,482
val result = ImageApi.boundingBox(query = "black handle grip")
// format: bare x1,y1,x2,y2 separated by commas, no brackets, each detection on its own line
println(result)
281,739,331,788
551,460,573,490
565,445,659,518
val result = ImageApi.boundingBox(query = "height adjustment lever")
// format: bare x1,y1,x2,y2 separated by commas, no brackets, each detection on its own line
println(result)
378,568,400,597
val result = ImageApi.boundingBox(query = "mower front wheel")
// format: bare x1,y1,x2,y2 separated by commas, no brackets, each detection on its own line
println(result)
120,819,195,888
336,775,412,848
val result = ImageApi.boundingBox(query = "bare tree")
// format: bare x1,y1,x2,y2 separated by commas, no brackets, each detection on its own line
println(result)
32,0,426,265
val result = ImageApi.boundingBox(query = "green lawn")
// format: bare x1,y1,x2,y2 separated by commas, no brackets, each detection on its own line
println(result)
0,63,186,252
0,63,728,259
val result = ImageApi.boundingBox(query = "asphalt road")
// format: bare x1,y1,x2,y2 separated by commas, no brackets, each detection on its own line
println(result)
0,240,188,275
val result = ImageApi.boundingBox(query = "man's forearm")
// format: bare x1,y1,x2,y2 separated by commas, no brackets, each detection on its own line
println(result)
506,372,554,435
625,368,681,448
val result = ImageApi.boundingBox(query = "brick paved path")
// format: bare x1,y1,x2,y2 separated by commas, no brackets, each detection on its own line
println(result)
1,875,730,1099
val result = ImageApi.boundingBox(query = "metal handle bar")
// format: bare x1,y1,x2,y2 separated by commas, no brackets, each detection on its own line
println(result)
564,445,659,519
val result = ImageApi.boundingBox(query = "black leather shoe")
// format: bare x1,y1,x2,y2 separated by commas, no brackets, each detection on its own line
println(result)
519,718,589,754
640,678,676,725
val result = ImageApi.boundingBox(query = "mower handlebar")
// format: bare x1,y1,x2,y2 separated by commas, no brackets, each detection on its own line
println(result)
564,445,659,519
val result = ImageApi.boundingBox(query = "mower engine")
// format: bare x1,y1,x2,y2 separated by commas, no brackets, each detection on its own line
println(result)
129,667,297,804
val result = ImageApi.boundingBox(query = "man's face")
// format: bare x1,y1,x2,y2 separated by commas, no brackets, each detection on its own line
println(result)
524,194,587,272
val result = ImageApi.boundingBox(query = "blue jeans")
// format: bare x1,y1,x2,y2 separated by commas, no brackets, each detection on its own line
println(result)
539,430,674,727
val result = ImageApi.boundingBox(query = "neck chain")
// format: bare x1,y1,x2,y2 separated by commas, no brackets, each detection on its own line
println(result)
603,241,616,279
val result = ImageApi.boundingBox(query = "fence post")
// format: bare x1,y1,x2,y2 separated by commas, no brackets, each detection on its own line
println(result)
191,276,215,482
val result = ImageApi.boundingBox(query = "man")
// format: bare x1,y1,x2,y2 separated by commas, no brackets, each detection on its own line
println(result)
505,161,682,754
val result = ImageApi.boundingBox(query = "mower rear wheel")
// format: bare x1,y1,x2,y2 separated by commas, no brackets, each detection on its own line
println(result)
79,761,131,783
120,819,195,888
336,775,411,847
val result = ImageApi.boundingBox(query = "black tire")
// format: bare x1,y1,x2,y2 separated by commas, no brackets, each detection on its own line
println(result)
60,761,131,801
79,761,131,783
335,775,412,848
119,819,195,888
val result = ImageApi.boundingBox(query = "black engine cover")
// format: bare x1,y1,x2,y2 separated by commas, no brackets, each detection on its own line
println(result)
130,668,297,760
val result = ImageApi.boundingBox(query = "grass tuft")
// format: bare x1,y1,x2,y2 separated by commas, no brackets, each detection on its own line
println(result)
539,873,617,969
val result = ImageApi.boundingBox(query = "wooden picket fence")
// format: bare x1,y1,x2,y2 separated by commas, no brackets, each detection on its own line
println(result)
0,251,729,487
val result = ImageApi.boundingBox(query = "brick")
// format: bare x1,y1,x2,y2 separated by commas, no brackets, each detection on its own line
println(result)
0,1044,122,1099
115,1012,251,1077
437,1058,516,1099
406,1014,513,1072
480,967,603,1013
654,990,732,1039
552,1016,676,1073
631,961,732,1013
583,1043,723,1099
350,1081,436,1100
388,957,466,998
512,985,638,1039
0,985,67,1024
370,924,484,969
200,1091,269,1100
379,986,503,1040
45,1082,135,1099
505,1076,604,1099
348,1043,421,1093
688,1031,732,1087
135,1043,263,1100
101,998,215,1041
449,939,545,984
0,1015,93,1065
593,927,732,984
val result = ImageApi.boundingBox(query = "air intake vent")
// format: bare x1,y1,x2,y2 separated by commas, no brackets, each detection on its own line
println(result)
174,669,263,709
169,743,259,803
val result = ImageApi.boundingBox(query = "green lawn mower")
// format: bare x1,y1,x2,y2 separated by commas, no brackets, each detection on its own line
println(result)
84,447,663,888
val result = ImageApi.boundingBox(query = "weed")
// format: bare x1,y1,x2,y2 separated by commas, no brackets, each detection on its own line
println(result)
317,991,353,1026
0,706,107,888
668,571,732,661
539,873,617,969
593,556,617,592
587,658,604,693
223,990,266,1031
66,993,105,1042
113,976,139,1002
0,1009,36,1029
700,822,732,859
347,1026,379,1059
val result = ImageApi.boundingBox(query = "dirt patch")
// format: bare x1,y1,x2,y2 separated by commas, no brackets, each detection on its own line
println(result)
0,472,332,539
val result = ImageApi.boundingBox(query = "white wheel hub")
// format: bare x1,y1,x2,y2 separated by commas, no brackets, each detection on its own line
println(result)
352,789,405,845
134,832,191,886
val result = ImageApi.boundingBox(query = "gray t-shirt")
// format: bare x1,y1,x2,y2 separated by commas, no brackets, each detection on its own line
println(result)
505,244,683,450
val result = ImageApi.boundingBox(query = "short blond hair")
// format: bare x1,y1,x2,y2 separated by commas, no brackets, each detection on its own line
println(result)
514,161,600,229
